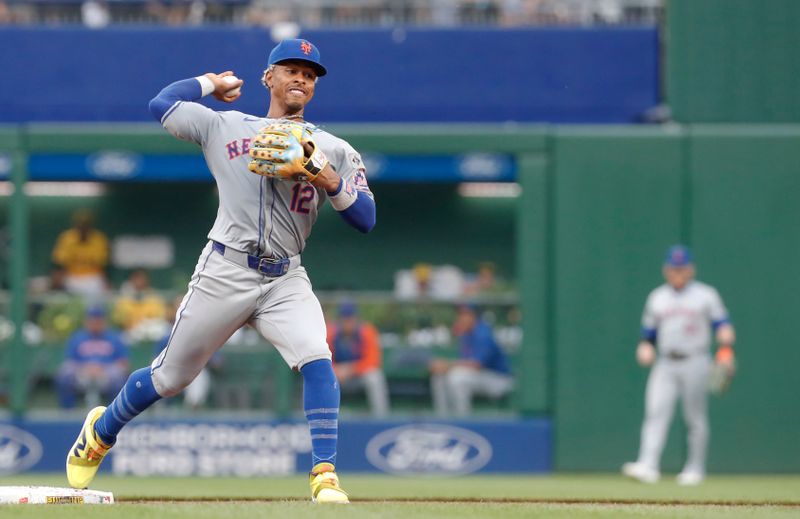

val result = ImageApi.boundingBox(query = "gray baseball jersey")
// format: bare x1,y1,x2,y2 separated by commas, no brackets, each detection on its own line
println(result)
163,102,373,257
631,280,729,477
150,100,373,395
641,281,728,356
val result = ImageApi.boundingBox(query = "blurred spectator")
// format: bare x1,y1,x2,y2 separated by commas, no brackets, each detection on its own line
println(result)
28,264,76,341
55,306,129,409
153,295,221,409
463,261,510,296
429,304,513,416
327,300,390,417
244,0,294,27
0,0,662,26
395,263,464,301
401,263,433,298
112,269,168,339
430,0,458,25
0,1,11,24
51,209,110,299
187,0,207,25
81,0,110,28
145,0,203,25
29,264,68,296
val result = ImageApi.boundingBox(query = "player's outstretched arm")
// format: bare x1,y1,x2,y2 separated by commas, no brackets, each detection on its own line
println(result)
148,72,243,123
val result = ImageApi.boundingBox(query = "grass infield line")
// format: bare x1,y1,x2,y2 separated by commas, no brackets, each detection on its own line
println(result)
117,497,800,507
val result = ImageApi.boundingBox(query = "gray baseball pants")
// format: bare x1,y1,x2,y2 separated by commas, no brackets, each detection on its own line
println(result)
637,355,712,474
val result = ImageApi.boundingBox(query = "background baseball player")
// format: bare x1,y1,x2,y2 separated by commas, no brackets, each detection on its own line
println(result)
65,38,376,504
622,245,736,485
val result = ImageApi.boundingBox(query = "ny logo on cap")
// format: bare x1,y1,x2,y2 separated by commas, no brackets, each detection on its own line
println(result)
300,41,313,55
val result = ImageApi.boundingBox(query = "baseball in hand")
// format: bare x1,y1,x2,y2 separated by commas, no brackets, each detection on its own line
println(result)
222,75,241,98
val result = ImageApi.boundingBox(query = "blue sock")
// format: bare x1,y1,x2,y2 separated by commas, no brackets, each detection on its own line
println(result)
93,367,162,445
301,359,340,467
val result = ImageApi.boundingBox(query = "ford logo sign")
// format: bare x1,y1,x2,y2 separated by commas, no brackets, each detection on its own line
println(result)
0,425,43,474
366,424,492,475
86,151,142,180
459,153,505,180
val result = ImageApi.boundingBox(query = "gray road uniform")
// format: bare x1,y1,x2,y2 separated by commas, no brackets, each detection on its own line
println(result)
635,281,729,475
151,101,373,397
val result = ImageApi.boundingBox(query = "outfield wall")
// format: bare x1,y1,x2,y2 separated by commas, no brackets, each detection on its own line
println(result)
549,126,800,473
2,124,799,473
0,418,551,476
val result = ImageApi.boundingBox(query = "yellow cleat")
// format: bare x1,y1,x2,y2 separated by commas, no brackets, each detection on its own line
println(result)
309,462,349,504
66,406,112,489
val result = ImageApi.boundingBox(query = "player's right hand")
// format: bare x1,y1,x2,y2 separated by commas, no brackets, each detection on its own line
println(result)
636,341,656,367
204,71,243,103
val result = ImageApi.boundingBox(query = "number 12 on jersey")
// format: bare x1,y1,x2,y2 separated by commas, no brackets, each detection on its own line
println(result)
290,184,315,214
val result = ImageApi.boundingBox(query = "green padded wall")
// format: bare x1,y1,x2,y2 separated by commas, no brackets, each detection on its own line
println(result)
551,126,800,473
668,0,800,122
688,126,800,472
552,128,687,471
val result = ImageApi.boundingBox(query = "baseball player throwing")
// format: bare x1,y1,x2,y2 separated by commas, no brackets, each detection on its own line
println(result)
622,245,736,485
66,39,376,504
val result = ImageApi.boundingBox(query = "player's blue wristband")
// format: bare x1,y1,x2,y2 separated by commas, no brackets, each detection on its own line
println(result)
339,191,376,233
641,327,657,342
148,77,206,123
711,318,730,331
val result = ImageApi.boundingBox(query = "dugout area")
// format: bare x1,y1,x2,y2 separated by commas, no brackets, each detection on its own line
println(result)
2,123,800,474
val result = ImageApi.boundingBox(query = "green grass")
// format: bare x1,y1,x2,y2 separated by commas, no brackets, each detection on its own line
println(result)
0,474,798,518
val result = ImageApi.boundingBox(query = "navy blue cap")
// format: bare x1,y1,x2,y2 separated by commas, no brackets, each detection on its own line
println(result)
86,305,106,318
664,245,693,267
338,300,358,318
268,39,327,77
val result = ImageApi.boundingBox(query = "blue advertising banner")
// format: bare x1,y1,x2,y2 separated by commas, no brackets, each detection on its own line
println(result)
0,418,550,476
22,153,515,183
0,28,658,123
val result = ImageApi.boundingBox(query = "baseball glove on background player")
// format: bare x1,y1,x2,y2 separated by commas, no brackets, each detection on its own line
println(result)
248,121,328,182
709,348,736,395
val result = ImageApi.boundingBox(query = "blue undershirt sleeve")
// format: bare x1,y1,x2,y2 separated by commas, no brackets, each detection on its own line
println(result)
711,318,730,331
148,78,204,123
641,327,657,343
337,191,376,233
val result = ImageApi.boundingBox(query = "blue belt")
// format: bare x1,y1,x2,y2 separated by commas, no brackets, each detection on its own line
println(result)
212,241,291,278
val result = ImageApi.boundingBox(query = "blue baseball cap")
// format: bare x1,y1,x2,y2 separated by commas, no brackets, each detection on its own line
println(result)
338,300,357,318
268,39,327,77
86,305,106,318
664,245,693,267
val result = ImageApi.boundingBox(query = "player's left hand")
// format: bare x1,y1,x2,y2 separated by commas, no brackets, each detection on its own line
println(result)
248,121,329,182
